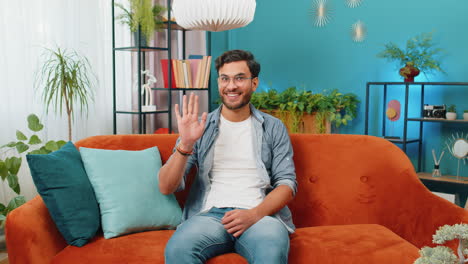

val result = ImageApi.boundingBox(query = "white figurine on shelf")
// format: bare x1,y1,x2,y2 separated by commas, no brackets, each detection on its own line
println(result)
141,70,157,112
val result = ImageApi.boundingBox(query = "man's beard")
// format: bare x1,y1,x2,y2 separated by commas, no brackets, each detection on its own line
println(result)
221,90,253,110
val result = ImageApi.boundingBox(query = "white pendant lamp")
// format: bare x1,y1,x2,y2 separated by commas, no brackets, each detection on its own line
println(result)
172,0,256,32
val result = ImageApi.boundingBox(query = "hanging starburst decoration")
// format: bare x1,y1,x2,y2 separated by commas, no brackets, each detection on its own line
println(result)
351,20,366,42
309,0,332,27
346,0,363,8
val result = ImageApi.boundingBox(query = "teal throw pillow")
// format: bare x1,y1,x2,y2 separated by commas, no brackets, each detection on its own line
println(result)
26,141,100,247
79,146,182,239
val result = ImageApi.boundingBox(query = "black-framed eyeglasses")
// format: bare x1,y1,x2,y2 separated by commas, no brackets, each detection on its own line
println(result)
217,76,255,86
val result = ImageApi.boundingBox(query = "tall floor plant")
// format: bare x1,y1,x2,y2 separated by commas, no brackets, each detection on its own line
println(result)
35,47,96,141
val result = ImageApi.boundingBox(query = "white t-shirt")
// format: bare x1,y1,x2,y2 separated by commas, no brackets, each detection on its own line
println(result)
202,114,267,211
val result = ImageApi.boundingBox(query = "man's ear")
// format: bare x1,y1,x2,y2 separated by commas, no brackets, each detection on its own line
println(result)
252,77,259,92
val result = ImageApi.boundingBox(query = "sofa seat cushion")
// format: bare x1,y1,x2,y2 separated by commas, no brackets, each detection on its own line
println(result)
289,224,420,264
52,224,418,264
52,230,247,264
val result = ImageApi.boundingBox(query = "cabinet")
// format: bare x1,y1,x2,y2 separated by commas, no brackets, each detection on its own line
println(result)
364,82,468,173
111,0,211,134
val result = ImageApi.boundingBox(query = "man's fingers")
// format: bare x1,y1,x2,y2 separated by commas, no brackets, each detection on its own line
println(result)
221,214,235,225
223,219,239,230
182,95,188,116
199,112,208,128
233,230,243,238
188,93,195,115
193,94,199,118
174,104,181,121
227,226,242,235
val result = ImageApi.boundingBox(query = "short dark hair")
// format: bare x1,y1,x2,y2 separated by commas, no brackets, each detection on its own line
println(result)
215,50,261,78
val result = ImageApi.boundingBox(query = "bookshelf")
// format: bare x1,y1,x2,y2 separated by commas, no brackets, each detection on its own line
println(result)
111,0,212,134
364,82,468,173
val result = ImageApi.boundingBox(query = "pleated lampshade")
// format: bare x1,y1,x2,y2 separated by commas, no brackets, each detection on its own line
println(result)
172,0,256,32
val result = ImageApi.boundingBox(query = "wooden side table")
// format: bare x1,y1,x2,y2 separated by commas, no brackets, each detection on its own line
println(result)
418,173,468,208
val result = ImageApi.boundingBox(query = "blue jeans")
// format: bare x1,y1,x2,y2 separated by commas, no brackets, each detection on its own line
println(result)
165,207,290,264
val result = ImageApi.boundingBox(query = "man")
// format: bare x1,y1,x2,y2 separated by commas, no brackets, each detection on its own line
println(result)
159,50,297,264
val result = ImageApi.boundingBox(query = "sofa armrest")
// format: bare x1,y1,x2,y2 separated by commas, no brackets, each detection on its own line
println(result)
5,195,67,264
382,168,468,249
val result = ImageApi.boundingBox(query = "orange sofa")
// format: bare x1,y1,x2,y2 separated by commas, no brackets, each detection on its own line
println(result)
6,134,468,264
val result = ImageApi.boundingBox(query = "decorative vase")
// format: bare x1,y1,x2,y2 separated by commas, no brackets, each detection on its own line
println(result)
463,112,468,121
399,62,420,82
446,112,457,120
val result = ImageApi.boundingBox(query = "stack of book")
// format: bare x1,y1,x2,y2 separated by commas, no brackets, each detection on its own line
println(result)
160,55,212,88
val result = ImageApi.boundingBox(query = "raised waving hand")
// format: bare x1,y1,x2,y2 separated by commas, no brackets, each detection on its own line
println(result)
174,93,208,150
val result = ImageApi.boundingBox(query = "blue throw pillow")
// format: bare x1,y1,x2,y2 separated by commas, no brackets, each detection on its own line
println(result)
79,146,182,239
26,141,100,247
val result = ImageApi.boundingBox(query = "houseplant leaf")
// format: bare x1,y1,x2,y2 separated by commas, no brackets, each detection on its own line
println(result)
27,114,44,132
56,140,67,149
5,196,26,214
7,173,20,194
0,203,6,214
15,142,29,154
45,141,59,152
16,130,27,141
0,160,7,180
28,135,42,145
1,142,17,148
5,157,21,175
28,146,51,155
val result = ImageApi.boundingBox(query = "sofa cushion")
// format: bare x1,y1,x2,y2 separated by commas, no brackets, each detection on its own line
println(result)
52,231,247,264
52,224,418,264
80,147,182,239
26,141,100,247
289,224,420,263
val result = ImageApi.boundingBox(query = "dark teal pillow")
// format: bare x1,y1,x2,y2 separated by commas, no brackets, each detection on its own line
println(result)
26,141,100,247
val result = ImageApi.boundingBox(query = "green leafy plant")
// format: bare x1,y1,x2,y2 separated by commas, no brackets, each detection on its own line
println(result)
447,104,456,113
377,32,445,77
35,47,96,141
115,0,167,42
414,223,467,264
0,114,66,226
464,110,468,113
250,87,360,133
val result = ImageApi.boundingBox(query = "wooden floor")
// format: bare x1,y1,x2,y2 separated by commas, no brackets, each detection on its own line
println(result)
0,250,8,264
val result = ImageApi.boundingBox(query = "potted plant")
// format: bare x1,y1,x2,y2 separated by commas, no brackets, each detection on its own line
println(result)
250,87,359,134
446,104,457,120
414,223,467,264
464,110,468,121
115,0,166,46
0,114,66,228
377,32,444,82
35,47,96,141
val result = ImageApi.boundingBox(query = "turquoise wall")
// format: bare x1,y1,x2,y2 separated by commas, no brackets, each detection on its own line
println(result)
209,0,468,176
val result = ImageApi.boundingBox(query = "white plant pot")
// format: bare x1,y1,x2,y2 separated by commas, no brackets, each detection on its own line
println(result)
446,112,457,120
463,112,468,121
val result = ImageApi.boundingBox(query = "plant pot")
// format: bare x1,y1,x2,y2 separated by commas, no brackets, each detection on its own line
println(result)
446,112,457,120
301,113,331,134
399,62,420,82
133,32,148,47
463,112,468,121
260,110,331,134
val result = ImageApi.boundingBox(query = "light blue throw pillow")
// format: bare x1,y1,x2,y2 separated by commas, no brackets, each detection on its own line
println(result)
79,146,182,239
